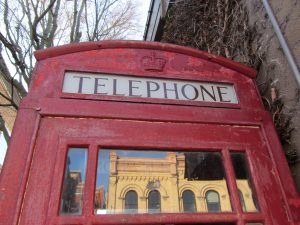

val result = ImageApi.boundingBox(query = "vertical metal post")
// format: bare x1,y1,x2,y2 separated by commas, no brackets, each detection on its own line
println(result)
262,0,300,88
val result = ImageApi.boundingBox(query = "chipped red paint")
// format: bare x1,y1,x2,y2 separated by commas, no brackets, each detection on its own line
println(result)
0,41,299,225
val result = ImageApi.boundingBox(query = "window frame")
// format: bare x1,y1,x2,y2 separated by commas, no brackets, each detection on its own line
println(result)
182,190,197,212
46,132,268,225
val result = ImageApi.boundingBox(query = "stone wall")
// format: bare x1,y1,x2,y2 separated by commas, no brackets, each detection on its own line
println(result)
244,0,300,191
0,77,18,133
0,52,20,134
0,79,17,133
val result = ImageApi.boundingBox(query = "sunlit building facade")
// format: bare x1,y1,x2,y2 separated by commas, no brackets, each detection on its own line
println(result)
106,151,257,214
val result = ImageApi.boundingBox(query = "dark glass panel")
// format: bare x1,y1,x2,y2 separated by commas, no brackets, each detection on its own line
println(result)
182,190,196,212
148,190,161,213
125,191,138,213
231,152,259,212
184,152,225,180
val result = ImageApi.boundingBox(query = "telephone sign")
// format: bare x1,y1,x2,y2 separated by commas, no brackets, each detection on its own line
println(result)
63,72,238,103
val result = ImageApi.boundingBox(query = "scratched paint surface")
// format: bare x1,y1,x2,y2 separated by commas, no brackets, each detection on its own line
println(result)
0,41,298,225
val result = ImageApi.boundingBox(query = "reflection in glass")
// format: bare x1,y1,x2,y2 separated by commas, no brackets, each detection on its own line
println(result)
148,190,161,213
125,191,138,213
60,148,87,215
231,152,259,212
184,152,225,180
94,150,232,214
239,190,246,211
182,190,196,212
206,190,221,212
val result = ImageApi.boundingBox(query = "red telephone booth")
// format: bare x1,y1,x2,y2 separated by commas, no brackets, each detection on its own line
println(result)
0,41,299,225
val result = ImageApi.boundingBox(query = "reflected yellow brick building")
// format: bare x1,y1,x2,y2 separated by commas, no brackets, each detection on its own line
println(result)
107,152,257,213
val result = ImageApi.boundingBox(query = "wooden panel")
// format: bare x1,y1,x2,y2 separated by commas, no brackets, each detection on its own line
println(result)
0,109,39,225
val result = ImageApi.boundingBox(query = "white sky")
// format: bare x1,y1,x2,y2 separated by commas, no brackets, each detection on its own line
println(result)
131,0,152,40
0,0,152,165
0,135,7,164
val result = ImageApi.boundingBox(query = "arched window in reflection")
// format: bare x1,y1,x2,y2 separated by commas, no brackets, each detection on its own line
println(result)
239,190,246,211
205,190,221,212
124,190,138,213
182,190,196,212
148,190,161,213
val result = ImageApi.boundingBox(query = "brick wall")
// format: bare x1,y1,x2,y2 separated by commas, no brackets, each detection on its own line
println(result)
0,76,18,133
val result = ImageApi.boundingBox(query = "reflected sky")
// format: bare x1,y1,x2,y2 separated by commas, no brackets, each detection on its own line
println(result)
68,148,88,181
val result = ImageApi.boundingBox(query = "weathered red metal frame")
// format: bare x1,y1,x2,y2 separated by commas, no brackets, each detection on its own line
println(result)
0,41,299,225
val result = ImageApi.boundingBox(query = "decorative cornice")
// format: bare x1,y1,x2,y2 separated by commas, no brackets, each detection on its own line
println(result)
117,175,169,181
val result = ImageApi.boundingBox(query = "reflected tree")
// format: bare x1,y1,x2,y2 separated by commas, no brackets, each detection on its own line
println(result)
61,157,79,213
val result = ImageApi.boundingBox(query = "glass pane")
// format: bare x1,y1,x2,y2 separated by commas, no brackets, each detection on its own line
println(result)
94,149,232,214
206,190,221,212
148,190,161,213
125,190,138,213
60,148,88,215
182,190,196,212
246,223,263,225
231,152,259,212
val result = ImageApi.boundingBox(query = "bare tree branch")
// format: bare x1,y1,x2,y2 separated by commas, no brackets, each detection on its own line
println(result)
31,0,57,48
46,0,61,47
73,0,85,42
0,0,138,101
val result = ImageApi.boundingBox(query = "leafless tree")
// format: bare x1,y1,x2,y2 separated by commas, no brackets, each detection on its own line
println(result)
0,0,138,140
